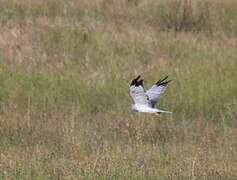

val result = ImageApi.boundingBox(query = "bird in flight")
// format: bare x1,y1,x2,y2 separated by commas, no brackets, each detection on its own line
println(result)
129,75,172,115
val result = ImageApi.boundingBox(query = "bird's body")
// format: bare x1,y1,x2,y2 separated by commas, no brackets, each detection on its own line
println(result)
129,75,172,115
130,104,172,114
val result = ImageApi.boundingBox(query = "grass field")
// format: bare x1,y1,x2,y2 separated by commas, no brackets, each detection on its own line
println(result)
0,0,237,179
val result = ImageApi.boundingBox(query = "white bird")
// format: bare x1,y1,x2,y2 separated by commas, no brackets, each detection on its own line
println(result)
129,75,172,115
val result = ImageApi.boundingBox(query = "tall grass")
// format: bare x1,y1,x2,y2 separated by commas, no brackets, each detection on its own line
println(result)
0,0,237,179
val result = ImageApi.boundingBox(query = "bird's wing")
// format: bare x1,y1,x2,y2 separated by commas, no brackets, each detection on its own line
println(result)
130,75,151,107
146,76,171,108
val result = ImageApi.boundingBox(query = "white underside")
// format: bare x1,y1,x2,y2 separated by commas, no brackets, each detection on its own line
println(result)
133,104,172,114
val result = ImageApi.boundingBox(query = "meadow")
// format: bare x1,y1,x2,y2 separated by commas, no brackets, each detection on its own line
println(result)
0,0,237,179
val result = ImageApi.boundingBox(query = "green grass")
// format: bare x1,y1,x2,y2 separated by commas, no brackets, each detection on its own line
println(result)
0,0,237,179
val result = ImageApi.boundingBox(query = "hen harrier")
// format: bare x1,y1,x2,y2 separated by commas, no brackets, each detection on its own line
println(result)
129,75,172,115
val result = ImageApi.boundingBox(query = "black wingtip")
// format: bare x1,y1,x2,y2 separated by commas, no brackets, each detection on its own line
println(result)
130,75,144,87
135,75,141,81
156,76,168,84
156,76,172,86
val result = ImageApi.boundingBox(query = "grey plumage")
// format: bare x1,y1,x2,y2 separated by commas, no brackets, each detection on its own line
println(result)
129,75,172,114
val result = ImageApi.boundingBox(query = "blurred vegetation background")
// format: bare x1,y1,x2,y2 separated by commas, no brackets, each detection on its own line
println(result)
0,0,237,179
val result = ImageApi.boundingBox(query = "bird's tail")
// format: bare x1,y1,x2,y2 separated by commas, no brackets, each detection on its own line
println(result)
157,109,172,114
